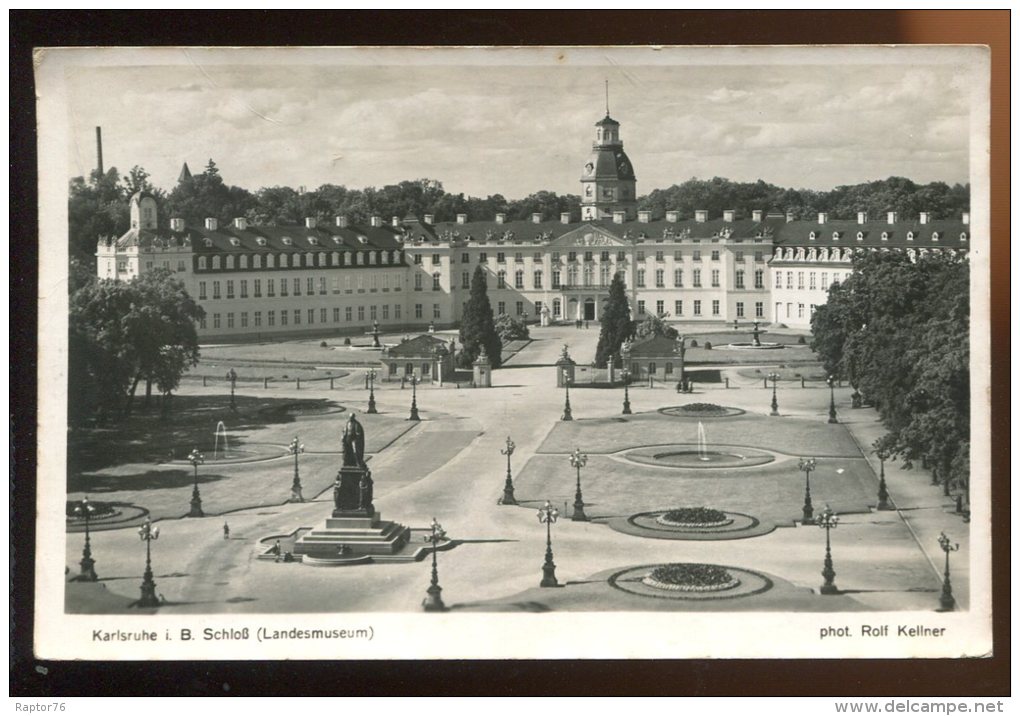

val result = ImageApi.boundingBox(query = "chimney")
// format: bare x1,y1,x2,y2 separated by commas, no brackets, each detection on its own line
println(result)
423,214,434,225
170,218,185,232
613,211,626,224
370,216,382,227
95,127,104,176
305,217,317,229
456,214,467,225
495,213,506,224
665,210,680,223
560,212,571,224
962,211,970,225
817,213,828,225
887,211,898,224
695,210,708,223
234,217,248,231
391,216,401,228
751,210,763,222
638,210,652,223
786,210,795,223
336,215,349,228
204,217,218,231
857,211,868,224
723,210,736,222
919,212,931,224
532,213,542,224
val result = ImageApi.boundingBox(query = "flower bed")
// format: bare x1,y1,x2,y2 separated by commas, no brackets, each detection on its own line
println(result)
65,500,118,520
656,507,732,528
641,563,740,592
679,403,727,415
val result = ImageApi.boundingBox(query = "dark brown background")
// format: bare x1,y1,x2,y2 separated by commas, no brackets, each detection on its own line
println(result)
9,10,1009,697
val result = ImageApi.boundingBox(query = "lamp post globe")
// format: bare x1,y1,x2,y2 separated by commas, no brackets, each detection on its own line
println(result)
136,517,161,608
187,449,205,517
422,518,448,612
538,501,560,587
818,506,840,595
799,457,817,524
768,372,780,416
827,375,839,424
73,496,98,581
499,436,518,506
289,436,305,502
937,532,960,611
570,448,589,521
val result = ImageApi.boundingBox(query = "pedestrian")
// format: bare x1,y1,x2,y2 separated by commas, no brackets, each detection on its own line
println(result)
223,522,230,539
584,320,589,329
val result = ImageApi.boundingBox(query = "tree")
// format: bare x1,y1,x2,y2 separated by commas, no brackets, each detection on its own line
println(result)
494,313,530,342
633,312,679,341
458,265,502,369
594,272,632,368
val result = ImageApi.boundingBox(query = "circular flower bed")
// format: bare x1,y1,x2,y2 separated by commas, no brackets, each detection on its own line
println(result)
680,403,727,415
641,563,740,592
656,507,732,528
65,500,118,520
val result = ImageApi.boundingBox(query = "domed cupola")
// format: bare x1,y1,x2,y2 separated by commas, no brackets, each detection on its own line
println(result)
581,105,637,221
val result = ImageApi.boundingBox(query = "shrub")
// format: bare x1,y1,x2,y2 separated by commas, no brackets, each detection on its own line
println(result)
344,337,352,346
797,335,807,345
320,340,328,348
704,341,712,350
648,563,734,587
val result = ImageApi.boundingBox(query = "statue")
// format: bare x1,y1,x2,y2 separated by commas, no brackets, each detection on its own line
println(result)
358,471,375,513
341,413,366,468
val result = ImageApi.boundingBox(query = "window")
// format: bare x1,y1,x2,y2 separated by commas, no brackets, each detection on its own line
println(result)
797,272,804,290
395,304,401,320
198,257,207,270
433,304,441,319
515,270,525,289
636,269,646,288
636,251,645,262
600,265,611,286
515,301,524,316
534,300,543,316
226,280,235,299
497,252,506,264
786,271,793,290
617,251,626,262
736,302,745,318
637,300,646,315
293,278,301,296
584,251,593,262
370,305,377,320
821,272,829,288
798,304,805,319
655,251,664,262
414,273,423,291
674,269,683,287
754,269,764,289
553,299,561,317
318,277,325,295
382,305,389,320
774,272,782,289
433,273,442,291
333,307,340,323
357,306,365,322
735,269,745,289
551,252,559,262
516,252,525,263
755,251,764,263
656,300,664,316
497,270,506,289
240,280,248,298
648,362,657,375
552,270,561,289
755,302,764,318
655,269,665,287
332,277,340,294
145,261,154,272
462,271,470,289
294,310,302,325
281,311,289,326
712,300,720,316
254,279,262,297
225,256,234,270
345,307,353,322
415,304,423,319
213,281,221,299
735,251,744,262
601,251,610,262
461,253,470,263
692,250,701,262
567,266,578,286
692,269,702,288
307,277,314,295
533,270,543,289
497,301,506,315
786,303,792,319
809,272,817,290
413,254,423,265
693,300,702,316
674,250,683,261
280,279,288,297
268,279,276,297
254,311,262,327
268,310,276,326
240,312,248,328
711,250,720,261
317,307,325,324
199,282,207,300
432,253,441,265
665,362,674,375
711,269,720,287
568,251,577,262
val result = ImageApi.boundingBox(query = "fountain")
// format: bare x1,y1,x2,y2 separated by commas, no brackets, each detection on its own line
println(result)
722,320,784,351
697,422,709,462
213,421,229,460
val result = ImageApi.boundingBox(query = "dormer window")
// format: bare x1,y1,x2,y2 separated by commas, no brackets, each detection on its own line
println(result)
832,231,841,241
357,235,368,244
808,231,816,240
230,238,240,246
960,232,968,242
332,236,342,244
256,237,267,246
308,237,318,245
907,232,915,241
931,232,940,242
881,232,889,241
856,232,864,241
282,237,292,245
203,238,213,247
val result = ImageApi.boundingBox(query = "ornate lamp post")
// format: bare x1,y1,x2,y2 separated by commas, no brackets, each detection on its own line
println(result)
768,372,780,416
569,448,589,522
73,496,98,581
289,436,305,502
225,368,238,411
538,501,560,587
561,370,573,421
136,517,161,608
799,457,816,524
818,506,840,595
937,532,960,611
366,369,378,414
422,518,448,612
621,367,632,415
676,335,687,391
372,320,381,348
408,373,420,421
187,448,205,517
499,436,518,506
827,375,839,424
875,449,891,511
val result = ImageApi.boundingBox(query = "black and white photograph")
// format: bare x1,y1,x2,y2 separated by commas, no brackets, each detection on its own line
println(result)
32,44,991,661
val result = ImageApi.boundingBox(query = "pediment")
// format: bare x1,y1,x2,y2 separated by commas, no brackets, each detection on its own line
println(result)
549,224,628,248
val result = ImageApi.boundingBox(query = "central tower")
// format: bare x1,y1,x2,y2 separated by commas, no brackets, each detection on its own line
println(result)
580,95,637,221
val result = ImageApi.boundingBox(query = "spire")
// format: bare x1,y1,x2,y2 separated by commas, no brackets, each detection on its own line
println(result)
178,162,192,183
605,79,610,116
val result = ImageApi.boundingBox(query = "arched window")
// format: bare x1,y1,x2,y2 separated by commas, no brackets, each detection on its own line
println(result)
382,252,390,264
212,256,221,270
369,251,377,265
318,252,327,266
266,253,275,268
225,255,235,269
331,251,340,265
356,252,364,266
305,252,315,265
253,254,262,268
198,256,208,270
239,255,248,269
279,254,288,268
344,251,352,265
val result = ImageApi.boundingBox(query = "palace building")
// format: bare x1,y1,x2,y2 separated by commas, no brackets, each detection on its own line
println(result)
96,111,969,339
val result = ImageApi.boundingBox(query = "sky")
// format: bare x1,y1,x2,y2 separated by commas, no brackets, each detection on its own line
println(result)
64,51,973,200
